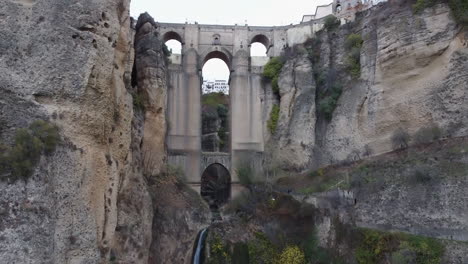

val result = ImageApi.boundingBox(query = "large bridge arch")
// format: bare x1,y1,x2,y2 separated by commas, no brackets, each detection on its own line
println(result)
200,48,233,71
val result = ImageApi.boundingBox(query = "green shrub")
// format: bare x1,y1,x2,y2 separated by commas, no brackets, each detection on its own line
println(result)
356,229,444,264
29,120,60,154
278,245,306,264
305,37,322,64
1,120,60,181
323,15,341,31
318,97,337,121
414,125,442,145
356,229,397,264
271,75,280,94
263,57,284,95
345,34,364,50
247,232,279,264
317,85,342,121
9,130,44,179
208,234,231,264
267,104,280,134
404,234,444,264
344,34,363,79
411,166,433,184
391,128,410,149
448,0,468,25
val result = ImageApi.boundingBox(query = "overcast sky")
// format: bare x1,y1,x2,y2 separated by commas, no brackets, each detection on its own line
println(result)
130,0,331,82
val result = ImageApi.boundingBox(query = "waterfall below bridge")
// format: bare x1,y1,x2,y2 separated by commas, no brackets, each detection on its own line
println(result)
192,228,209,264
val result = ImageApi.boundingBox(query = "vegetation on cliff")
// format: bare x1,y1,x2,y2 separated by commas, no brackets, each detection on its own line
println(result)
305,33,347,122
447,0,468,24
413,0,468,25
208,229,328,264
323,15,341,32
267,104,280,134
277,136,467,196
212,188,345,264
344,33,363,79
0,120,60,181
356,229,444,264
263,57,284,95
278,245,306,264
317,84,343,121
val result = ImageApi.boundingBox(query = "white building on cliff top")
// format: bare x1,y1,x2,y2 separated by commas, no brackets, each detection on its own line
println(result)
302,0,388,24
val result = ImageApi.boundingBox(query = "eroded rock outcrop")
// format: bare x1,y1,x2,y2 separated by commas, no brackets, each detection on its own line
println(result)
267,53,316,171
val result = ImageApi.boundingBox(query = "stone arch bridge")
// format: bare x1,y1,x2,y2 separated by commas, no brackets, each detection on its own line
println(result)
160,20,325,196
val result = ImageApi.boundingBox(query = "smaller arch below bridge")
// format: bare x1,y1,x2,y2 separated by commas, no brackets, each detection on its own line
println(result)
201,152,231,174
201,163,231,208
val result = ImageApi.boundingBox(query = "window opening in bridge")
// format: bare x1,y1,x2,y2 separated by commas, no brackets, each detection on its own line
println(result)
250,42,267,57
165,39,182,54
201,163,231,209
250,34,269,57
336,4,342,13
201,58,230,153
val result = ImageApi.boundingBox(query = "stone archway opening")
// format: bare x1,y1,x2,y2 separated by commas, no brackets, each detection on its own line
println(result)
250,43,268,56
200,163,231,209
163,31,183,55
202,50,231,69
336,4,342,13
201,51,231,153
250,34,270,57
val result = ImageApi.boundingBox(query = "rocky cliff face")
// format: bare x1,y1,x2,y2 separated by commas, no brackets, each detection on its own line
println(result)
268,1,468,171
0,0,137,262
0,1,209,263
268,53,316,171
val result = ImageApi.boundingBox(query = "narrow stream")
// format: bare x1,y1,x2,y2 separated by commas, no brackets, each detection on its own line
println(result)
192,228,209,264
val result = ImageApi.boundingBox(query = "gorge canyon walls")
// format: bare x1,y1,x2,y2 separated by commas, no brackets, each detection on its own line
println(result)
0,0,467,263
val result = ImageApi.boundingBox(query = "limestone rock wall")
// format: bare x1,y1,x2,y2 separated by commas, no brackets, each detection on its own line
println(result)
267,1,468,170
266,53,317,171
0,0,139,262
0,0,211,260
